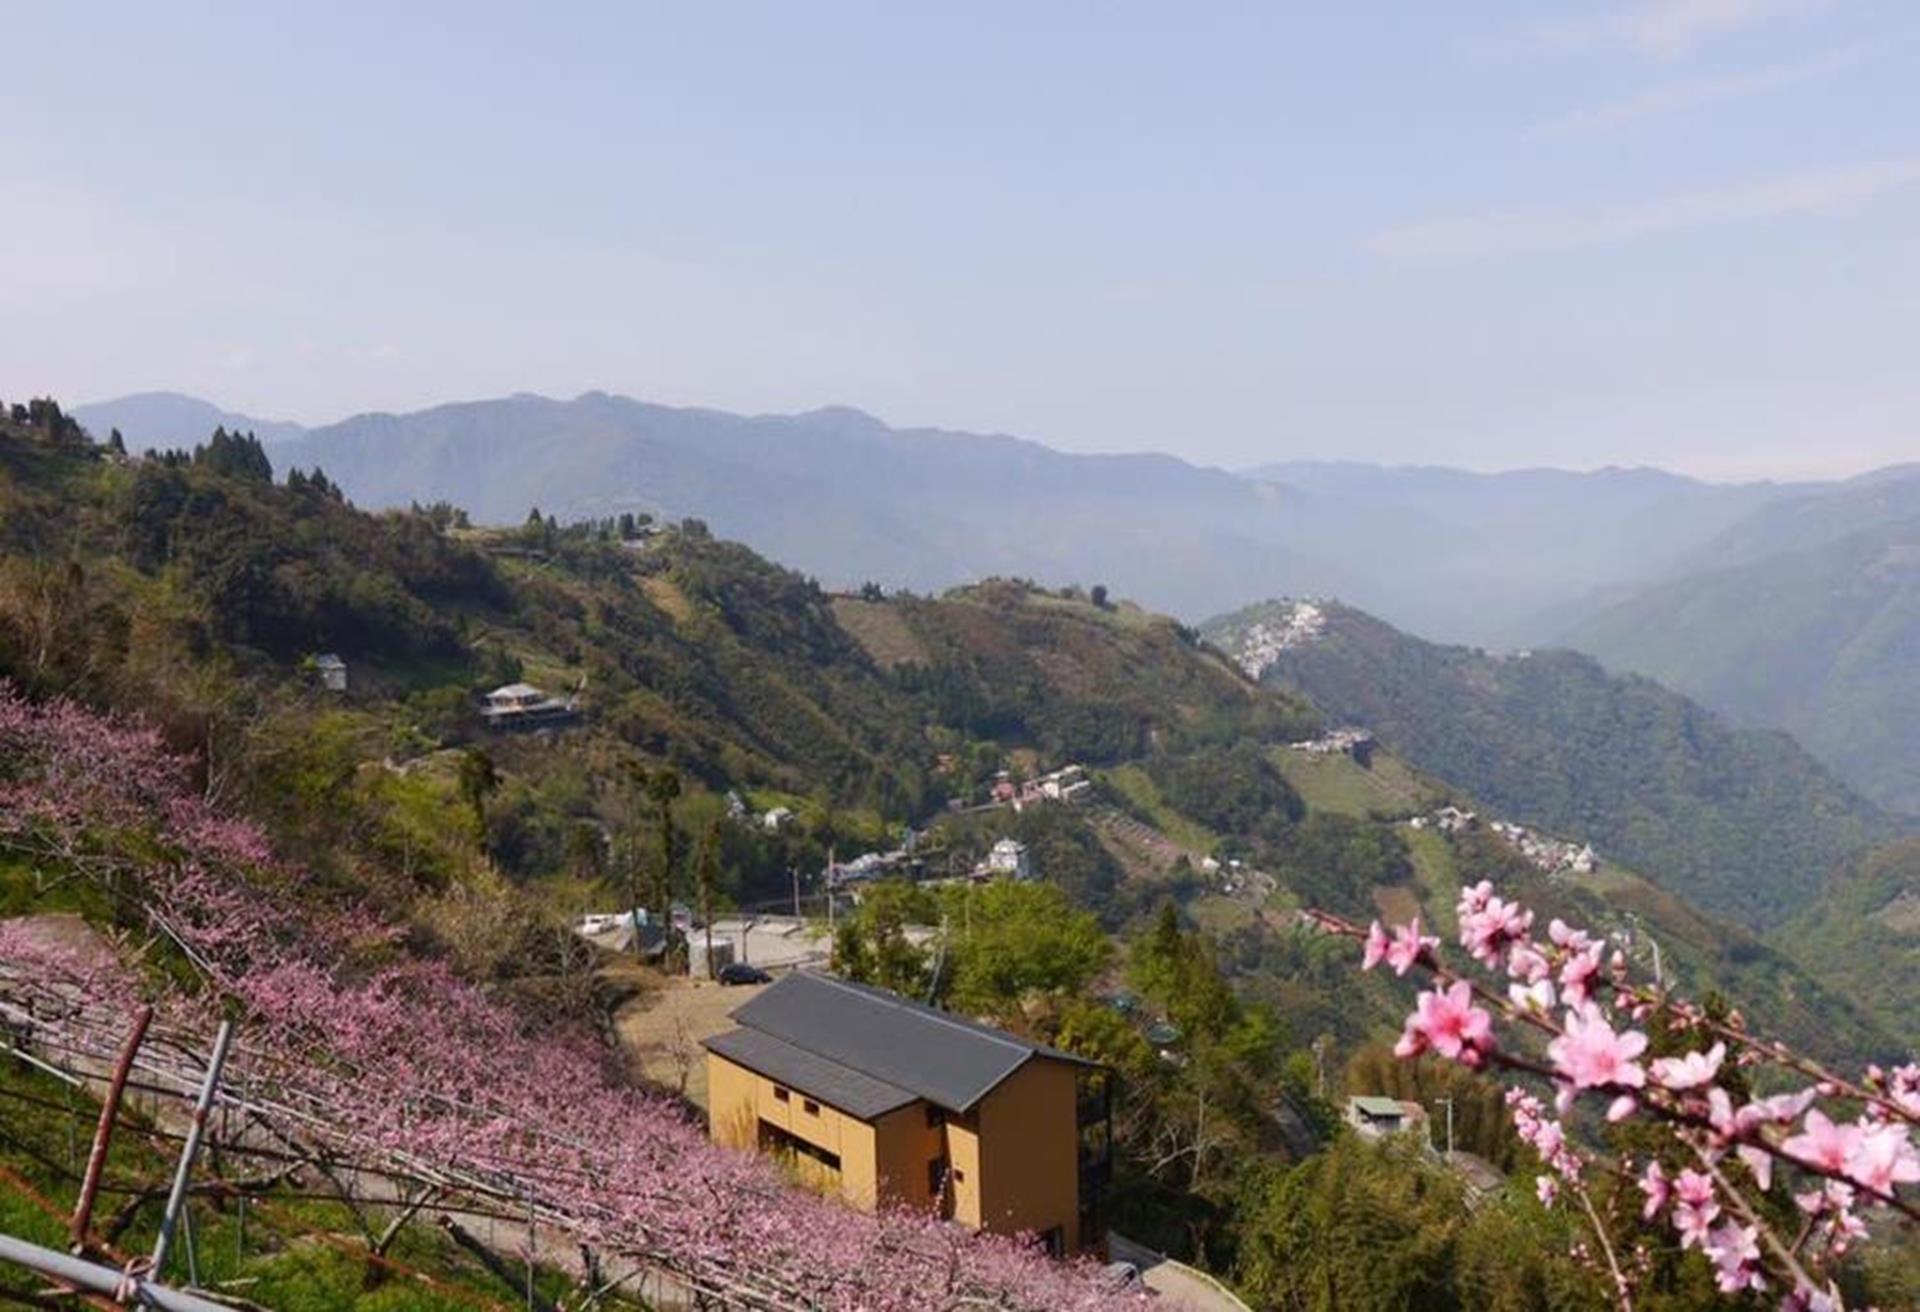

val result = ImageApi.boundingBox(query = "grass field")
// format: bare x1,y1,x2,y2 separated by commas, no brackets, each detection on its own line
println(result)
1271,749,1433,818
1099,765,1218,855
1403,828,1463,933
829,596,931,669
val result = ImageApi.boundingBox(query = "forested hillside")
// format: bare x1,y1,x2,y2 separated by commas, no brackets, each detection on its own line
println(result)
1565,476,1920,814
1775,838,1920,1052
87,387,1863,643
3,398,1913,1307
1204,599,1900,929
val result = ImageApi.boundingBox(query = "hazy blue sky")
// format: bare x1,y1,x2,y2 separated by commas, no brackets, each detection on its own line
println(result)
4,1,1916,477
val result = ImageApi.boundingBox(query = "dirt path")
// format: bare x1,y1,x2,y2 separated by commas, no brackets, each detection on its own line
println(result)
613,976,765,1111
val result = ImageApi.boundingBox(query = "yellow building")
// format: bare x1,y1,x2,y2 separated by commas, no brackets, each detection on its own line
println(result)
703,972,1111,1256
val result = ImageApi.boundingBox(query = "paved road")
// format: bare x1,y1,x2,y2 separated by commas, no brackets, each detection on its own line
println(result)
1108,1233,1253,1312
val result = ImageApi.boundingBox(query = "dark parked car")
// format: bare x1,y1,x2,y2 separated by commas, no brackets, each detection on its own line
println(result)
718,963,772,986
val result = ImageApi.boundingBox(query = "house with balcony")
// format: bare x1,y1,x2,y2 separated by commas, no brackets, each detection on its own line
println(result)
480,682,580,732
703,972,1111,1256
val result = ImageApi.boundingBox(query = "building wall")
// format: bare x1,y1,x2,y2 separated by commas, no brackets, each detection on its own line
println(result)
871,1101,948,1212
975,1057,1082,1251
706,1052,881,1207
708,1050,1087,1251
945,1110,984,1229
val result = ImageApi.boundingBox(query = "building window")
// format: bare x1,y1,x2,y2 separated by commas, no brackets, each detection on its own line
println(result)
773,1086,790,1103
802,1099,820,1116
758,1121,841,1174
928,1156,948,1196
952,1167,965,1184
925,1104,945,1129
1038,1226,1064,1258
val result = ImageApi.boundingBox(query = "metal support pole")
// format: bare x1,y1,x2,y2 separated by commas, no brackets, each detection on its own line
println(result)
71,1003,154,1251
151,1019,234,1280
0,1232,231,1312
181,1195,200,1289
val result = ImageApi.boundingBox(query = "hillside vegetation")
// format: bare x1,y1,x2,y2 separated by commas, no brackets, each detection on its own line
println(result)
1565,480,1920,814
4,398,1913,1307
82,388,1881,644
1775,837,1920,1051
1204,599,1900,929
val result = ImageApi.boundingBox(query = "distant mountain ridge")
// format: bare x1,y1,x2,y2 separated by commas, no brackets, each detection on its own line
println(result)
72,390,308,449
267,390,1310,623
67,393,1918,806
78,388,1886,640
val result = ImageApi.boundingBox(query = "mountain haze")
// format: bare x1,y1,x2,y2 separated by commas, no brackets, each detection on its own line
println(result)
69,391,1920,809
1565,468,1920,814
269,390,1316,622
245,389,1815,638
1243,461,1804,644
73,390,308,448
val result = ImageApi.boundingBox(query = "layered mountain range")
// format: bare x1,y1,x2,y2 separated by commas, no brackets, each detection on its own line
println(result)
74,390,1918,813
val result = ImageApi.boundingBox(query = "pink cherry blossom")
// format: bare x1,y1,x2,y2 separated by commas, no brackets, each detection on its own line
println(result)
1546,1006,1647,1092
1505,941,1550,984
1703,1222,1764,1294
1782,1109,1864,1175
1674,1199,1716,1251
1546,918,1593,953
1307,830,1916,1304
1876,1062,1920,1118
0,686,1142,1312
1507,978,1555,1013
1650,1041,1725,1091
1673,1168,1716,1209
1383,917,1438,976
1638,1160,1669,1220
1780,1285,1839,1312
1361,920,1389,971
1458,893,1532,967
1843,1122,1919,1197
1395,980,1493,1064
1556,943,1604,1008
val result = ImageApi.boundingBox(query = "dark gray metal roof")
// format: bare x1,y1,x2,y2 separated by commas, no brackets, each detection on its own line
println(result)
702,1027,919,1120
717,972,1096,1115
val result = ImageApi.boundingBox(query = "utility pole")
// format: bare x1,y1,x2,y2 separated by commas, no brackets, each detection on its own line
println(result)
1435,1096,1455,1158
790,865,801,920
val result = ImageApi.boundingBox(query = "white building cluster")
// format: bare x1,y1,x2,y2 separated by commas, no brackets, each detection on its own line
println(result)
1229,600,1327,680
1288,725,1375,764
989,763,1091,811
1488,821,1600,876
1410,807,1600,876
